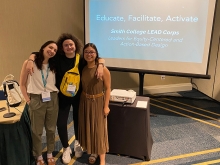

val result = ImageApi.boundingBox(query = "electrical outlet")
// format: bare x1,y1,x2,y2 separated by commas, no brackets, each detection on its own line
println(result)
161,75,165,80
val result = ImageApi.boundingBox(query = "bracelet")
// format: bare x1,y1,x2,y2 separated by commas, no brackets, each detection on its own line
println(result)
98,63,104,67
28,59,34,62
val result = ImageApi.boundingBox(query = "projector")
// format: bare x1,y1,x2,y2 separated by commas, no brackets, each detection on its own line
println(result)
110,89,136,104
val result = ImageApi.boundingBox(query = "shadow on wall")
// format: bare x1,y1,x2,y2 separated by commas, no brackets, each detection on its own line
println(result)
110,71,138,90
213,89,220,102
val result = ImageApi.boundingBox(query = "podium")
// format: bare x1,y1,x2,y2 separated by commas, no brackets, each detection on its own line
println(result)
108,96,153,160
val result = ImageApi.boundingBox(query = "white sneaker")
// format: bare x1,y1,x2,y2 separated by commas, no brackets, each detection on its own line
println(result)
62,146,72,164
74,140,83,158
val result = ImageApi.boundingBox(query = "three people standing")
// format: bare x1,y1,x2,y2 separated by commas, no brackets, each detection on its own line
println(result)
26,33,105,164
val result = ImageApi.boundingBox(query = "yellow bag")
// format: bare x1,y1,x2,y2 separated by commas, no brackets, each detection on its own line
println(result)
60,54,80,97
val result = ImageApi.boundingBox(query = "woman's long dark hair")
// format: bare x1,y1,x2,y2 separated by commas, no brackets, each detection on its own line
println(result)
82,43,100,66
35,40,56,72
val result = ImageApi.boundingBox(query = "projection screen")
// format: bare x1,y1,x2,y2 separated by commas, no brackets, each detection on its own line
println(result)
84,0,217,78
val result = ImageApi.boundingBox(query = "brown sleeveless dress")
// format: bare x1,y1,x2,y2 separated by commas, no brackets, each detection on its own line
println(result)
78,66,109,154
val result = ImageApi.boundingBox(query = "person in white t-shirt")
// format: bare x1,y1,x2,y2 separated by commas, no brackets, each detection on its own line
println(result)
20,40,59,165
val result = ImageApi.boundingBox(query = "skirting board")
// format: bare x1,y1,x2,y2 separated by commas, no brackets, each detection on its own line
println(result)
127,83,192,95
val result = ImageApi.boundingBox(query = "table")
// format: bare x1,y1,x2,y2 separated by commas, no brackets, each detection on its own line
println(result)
0,100,24,123
108,96,153,161
0,100,35,165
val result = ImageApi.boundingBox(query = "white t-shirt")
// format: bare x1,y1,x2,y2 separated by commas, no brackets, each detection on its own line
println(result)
27,63,58,94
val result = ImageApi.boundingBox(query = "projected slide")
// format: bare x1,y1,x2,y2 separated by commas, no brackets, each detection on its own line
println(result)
85,0,216,76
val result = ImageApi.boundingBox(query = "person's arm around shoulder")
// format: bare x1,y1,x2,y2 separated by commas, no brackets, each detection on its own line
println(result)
96,58,105,79
26,53,36,75
20,60,31,104
102,66,111,117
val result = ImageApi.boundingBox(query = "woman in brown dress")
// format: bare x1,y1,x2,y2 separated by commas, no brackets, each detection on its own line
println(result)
78,43,111,165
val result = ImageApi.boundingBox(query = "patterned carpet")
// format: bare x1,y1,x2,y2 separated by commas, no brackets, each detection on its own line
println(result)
40,88,220,165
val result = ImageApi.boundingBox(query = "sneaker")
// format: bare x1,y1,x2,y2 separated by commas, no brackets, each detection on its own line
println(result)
62,146,72,164
74,140,83,158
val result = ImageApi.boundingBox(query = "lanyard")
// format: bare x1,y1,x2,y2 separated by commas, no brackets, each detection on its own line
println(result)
41,64,49,89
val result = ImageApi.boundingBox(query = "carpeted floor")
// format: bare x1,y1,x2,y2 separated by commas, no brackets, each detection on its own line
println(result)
41,88,220,165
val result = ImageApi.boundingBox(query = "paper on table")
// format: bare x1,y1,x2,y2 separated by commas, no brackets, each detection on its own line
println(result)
136,101,148,108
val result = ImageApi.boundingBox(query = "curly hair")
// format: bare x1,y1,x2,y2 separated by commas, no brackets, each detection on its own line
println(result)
56,33,83,55
35,40,56,72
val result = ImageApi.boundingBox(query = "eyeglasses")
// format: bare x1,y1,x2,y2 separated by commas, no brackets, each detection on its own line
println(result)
84,51,96,55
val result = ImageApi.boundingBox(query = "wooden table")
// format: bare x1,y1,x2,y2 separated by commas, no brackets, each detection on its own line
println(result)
108,96,153,161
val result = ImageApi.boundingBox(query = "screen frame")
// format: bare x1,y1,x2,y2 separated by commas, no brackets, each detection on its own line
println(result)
84,0,218,79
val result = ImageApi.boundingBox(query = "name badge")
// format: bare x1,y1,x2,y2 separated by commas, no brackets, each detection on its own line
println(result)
41,91,51,102
67,84,76,95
